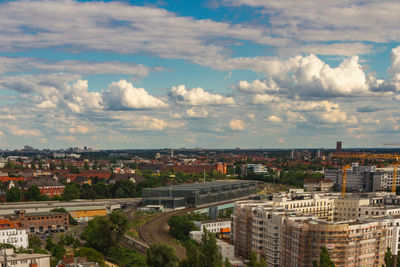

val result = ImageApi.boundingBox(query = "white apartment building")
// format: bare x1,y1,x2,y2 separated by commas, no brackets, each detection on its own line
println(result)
251,206,315,267
272,193,336,221
0,220,28,248
0,229,28,249
194,220,231,233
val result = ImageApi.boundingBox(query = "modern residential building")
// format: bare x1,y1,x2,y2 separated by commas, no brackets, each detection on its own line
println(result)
280,219,390,267
232,191,400,265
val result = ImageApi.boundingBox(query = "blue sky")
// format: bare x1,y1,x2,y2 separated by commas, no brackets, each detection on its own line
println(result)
0,0,400,149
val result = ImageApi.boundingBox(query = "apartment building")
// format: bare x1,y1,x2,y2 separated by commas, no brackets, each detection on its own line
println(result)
272,194,335,221
233,191,400,265
232,201,271,259
251,206,315,267
0,219,28,248
280,219,390,267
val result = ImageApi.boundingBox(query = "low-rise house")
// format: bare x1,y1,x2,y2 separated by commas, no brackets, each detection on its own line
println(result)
0,248,50,267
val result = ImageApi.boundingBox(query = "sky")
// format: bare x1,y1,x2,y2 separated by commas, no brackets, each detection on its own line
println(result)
0,0,400,149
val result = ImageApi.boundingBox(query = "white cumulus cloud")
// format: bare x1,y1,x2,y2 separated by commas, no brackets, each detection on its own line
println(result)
169,85,235,106
103,80,167,110
229,119,244,130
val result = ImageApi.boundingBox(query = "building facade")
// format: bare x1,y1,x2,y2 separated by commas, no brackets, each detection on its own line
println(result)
0,219,28,248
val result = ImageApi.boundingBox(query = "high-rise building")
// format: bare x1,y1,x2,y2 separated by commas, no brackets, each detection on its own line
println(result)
336,141,342,152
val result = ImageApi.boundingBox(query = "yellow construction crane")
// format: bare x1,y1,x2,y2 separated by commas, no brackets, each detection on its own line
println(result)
332,152,400,193
393,164,399,193
341,165,350,198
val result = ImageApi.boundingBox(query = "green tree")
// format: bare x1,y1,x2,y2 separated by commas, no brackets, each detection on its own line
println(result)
247,251,267,267
383,247,400,267
45,237,55,251
80,184,96,199
180,240,201,267
62,183,80,200
83,210,128,253
6,187,22,202
93,182,109,199
25,185,42,201
111,180,136,198
167,215,196,241
68,165,80,174
146,243,179,267
108,246,147,267
199,228,223,267
313,247,335,267
28,235,42,248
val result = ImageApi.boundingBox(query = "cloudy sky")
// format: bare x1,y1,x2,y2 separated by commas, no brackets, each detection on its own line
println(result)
0,0,399,149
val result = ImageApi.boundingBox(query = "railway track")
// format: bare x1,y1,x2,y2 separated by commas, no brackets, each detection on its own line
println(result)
139,208,195,259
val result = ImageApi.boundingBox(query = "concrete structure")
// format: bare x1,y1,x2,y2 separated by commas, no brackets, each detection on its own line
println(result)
142,181,257,209
0,248,50,267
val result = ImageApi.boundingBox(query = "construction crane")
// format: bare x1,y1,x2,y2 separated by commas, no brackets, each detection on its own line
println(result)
332,152,400,194
341,165,350,198
393,164,399,193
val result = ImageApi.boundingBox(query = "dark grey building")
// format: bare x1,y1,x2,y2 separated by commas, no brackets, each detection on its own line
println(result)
142,180,257,208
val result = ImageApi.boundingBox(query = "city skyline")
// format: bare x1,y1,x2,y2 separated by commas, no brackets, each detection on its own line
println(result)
1,0,400,149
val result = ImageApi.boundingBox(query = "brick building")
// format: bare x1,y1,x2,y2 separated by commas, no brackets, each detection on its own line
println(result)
15,210,69,233
20,176,65,197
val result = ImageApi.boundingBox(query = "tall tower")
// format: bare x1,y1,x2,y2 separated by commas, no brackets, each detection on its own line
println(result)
336,141,342,152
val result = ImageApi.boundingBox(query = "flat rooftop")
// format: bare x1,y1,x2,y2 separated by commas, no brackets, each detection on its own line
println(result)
144,180,255,191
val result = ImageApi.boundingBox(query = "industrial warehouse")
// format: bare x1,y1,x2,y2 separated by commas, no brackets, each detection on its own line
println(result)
142,180,257,209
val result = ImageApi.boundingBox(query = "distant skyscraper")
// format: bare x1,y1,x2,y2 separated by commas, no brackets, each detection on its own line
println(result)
336,141,342,152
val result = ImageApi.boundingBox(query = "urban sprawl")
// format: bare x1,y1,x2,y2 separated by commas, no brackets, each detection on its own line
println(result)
1,143,400,266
